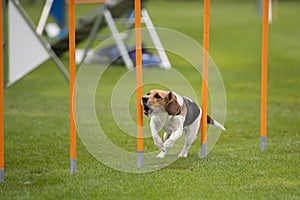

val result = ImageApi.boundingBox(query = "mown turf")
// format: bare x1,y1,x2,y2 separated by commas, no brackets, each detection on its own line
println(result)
1,0,300,199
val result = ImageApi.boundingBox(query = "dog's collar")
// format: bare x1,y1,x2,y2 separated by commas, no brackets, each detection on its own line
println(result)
174,106,182,115
174,99,187,115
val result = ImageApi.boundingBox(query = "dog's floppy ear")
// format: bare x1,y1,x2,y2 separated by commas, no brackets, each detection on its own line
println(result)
165,92,181,116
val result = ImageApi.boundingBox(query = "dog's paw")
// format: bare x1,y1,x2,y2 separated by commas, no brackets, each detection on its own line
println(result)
178,152,188,158
156,151,166,158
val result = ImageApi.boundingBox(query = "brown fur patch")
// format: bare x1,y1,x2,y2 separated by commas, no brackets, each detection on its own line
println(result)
165,92,181,115
145,90,183,116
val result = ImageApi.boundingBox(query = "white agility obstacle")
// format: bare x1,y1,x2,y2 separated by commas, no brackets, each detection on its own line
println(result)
7,0,69,87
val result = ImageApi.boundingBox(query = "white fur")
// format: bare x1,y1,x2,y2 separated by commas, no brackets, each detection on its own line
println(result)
213,120,226,131
148,105,201,158
173,92,184,107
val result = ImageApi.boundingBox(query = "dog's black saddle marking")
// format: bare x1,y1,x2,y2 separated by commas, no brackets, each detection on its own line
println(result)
182,97,200,127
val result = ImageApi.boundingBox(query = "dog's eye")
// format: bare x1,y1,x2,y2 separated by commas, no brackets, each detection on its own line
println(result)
154,94,161,99
147,92,150,95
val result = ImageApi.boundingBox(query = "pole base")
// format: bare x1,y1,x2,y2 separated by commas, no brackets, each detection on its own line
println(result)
70,159,76,174
260,136,267,151
200,143,207,158
137,151,144,168
0,169,4,183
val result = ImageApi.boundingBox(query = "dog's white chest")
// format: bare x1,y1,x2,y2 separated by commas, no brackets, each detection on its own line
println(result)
151,114,183,134
164,116,183,133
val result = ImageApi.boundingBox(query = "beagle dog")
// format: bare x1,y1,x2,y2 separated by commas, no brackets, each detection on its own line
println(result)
141,89,225,158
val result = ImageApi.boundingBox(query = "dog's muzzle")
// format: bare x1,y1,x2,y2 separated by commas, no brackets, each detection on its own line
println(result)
141,97,151,116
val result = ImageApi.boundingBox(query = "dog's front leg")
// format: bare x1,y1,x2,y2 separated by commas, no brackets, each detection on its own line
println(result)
150,118,163,151
163,127,183,152
153,135,163,151
156,128,183,158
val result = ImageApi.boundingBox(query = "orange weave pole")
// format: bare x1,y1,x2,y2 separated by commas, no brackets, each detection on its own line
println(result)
0,0,5,182
260,0,269,151
200,0,210,158
68,0,76,173
135,0,143,167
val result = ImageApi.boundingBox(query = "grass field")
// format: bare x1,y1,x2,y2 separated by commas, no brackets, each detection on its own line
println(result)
1,0,300,199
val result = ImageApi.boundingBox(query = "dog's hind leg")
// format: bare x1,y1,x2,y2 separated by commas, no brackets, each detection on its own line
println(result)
178,115,201,158
178,132,196,158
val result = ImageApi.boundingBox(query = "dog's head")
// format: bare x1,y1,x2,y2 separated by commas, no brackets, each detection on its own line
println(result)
141,89,181,116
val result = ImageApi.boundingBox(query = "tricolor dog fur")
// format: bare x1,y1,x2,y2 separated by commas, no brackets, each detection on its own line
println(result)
142,89,225,158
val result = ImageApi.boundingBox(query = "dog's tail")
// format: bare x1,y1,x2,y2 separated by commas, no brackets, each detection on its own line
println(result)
207,115,226,131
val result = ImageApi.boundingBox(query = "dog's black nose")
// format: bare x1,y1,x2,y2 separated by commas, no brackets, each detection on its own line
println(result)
142,97,148,104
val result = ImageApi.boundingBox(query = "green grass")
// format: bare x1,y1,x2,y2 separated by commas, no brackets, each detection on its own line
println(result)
1,0,300,199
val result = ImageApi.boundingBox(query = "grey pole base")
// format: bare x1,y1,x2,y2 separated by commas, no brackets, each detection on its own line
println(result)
137,151,144,168
70,159,76,174
0,169,4,183
260,136,267,151
200,143,207,158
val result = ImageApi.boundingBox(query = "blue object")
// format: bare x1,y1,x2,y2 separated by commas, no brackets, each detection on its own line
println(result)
96,45,162,67
129,50,161,67
50,0,66,28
